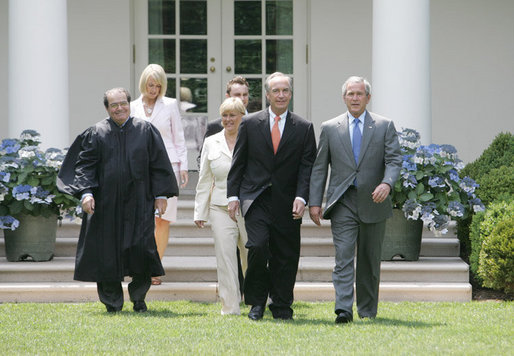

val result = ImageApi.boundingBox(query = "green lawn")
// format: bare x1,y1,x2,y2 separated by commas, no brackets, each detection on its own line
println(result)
0,301,512,355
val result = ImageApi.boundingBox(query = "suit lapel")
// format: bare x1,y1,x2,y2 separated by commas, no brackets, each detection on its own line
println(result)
258,110,273,152
337,113,356,167
358,111,375,166
216,130,232,158
150,97,165,122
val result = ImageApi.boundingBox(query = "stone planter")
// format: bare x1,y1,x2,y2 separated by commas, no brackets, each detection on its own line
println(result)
381,209,423,261
3,214,58,262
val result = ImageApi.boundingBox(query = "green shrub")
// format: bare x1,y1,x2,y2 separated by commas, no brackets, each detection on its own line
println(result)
469,210,486,279
460,132,514,179
478,217,514,293
458,132,514,259
475,165,514,206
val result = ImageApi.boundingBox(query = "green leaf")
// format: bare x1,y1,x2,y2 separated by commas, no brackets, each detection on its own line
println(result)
416,183,425,195
24,200,35,211
419,193,434,202
27,177,39,186
10,200,23,215
408,191,418,200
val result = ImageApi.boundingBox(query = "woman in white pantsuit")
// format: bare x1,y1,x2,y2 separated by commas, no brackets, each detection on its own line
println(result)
131,64,188,285
194,97,248,315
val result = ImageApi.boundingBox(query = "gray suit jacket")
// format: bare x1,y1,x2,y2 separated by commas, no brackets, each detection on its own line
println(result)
309,111,401,223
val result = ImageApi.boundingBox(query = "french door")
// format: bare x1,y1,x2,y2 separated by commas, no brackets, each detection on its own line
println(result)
134,0,307,170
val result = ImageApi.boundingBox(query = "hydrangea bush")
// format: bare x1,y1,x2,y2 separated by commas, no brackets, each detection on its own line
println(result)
393,128,485,234
0,130,80,230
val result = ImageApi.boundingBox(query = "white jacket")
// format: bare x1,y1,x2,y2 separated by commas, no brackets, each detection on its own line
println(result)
194,130,232,221
131,95,188,170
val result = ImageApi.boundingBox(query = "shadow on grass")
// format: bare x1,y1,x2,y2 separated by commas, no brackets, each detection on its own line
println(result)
290,315,441,328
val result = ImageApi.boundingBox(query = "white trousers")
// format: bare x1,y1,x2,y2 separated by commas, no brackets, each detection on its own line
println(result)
209,204,248,315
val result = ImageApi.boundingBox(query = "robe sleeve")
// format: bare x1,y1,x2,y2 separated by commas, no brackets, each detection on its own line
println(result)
57,128,99,199
148,123,179,198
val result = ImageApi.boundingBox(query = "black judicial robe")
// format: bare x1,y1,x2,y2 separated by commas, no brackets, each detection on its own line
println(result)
57,117,178,282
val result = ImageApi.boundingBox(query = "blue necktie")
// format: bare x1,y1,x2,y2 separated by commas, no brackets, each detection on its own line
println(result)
352,118,362,164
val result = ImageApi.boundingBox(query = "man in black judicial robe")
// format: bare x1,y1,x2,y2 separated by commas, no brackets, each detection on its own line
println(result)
57,87,178,313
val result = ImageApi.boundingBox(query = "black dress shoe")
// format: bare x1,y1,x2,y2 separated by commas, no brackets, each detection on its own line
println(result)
133,301,148,313
273,314,293,321
106,305,122,313
248,305,265,320
335,311,353,324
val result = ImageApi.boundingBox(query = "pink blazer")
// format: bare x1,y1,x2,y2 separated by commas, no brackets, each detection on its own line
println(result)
131,95,188,171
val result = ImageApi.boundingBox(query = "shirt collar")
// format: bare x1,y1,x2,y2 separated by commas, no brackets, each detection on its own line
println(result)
348,111,366,124
269,107,288,121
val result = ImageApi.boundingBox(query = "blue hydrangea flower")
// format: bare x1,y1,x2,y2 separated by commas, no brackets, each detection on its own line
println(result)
0,139,21,154
428,176,446,188
459,176,479,194
402,174,417,189
447,201,465,217
12,184,32,200
0,172,10,183
0,216,20,230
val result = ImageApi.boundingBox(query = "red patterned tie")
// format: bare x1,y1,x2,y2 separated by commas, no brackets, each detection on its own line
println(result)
271,116,281,154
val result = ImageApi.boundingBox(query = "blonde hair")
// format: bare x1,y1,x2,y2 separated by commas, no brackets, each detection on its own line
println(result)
219,97,246,116
139,64,167,98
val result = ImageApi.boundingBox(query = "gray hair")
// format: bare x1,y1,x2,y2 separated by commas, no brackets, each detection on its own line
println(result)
264,72,293,93
342,76,371,96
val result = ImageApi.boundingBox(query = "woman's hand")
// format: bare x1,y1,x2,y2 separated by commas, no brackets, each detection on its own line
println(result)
194,220,206,228
179,170,189,188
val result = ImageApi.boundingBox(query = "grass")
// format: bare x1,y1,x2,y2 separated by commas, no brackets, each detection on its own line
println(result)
0,301,512,355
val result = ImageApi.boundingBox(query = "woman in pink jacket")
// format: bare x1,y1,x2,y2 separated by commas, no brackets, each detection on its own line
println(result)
131,64,188,285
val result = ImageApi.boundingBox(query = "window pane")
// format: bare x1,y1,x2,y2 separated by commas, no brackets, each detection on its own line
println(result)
180,78,207,113
246,78,263,113
266,0,293,35
235,40,262,74
180,0,207,35
149,0,175,35
149,39,176,73
180,40,207,73
266,39,292,74
165,78,177,98
234,1,261,35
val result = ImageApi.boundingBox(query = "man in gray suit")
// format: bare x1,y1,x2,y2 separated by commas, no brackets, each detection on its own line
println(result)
309,76,401,323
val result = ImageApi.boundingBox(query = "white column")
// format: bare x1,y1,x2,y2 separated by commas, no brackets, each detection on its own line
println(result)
8,0,69,148
372,0,431,144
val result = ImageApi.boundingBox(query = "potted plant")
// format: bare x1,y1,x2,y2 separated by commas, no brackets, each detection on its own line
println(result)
382,128,485,260
0,130,79,261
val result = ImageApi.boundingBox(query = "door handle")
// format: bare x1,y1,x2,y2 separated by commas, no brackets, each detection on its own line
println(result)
226,66,232,72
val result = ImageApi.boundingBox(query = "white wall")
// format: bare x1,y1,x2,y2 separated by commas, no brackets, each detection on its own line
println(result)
431,0,514,163
67,0,133,141
309,1,373,134
309,0,514,163
2,0,512,162
0,0,8,138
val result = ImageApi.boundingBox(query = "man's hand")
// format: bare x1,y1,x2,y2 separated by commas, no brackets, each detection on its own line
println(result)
309,206,323,226
179,170,189,188
292,198,306,220
228,200,240,222
154,199,168,217
82,196,95,215
194,220,205,228
372,183,391,203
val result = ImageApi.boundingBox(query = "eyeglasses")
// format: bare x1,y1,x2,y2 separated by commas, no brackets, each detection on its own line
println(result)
109,101,129,109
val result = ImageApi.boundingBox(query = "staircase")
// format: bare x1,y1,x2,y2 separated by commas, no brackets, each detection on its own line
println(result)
0,185,471,303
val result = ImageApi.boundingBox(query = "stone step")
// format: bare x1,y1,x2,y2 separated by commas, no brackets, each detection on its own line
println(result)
0,281,471,303
0,256,469,284
0,226,461,258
